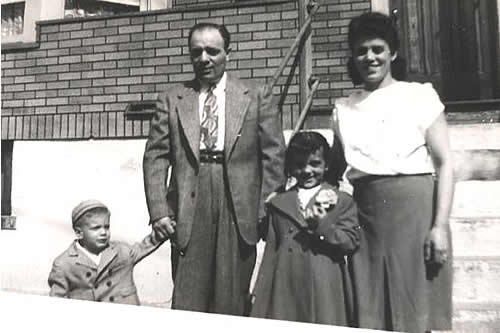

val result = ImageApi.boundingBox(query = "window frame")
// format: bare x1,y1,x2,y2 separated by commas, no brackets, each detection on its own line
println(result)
1,140,14,217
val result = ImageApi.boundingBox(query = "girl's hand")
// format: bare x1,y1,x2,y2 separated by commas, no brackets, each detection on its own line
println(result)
304,204,327,230
424,225,449,265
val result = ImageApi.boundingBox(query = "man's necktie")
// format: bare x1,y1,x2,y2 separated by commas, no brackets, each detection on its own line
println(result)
201,86,218,150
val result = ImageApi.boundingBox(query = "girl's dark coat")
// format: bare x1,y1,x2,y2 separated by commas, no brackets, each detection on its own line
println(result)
251,183,360,326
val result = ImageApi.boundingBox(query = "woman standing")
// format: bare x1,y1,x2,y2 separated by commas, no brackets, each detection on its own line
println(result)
332,12,455,332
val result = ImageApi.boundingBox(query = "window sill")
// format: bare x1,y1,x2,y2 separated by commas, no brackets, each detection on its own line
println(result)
125,100,156,120
1,41,39,52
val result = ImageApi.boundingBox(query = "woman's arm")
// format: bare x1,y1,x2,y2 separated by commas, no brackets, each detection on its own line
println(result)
425,112,455,263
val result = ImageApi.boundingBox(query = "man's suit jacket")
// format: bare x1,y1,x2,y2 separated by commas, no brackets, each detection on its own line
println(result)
48,235,162,305
143,74,286,249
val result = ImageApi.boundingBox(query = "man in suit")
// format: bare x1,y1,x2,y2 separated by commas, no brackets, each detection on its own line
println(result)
143,22,286,315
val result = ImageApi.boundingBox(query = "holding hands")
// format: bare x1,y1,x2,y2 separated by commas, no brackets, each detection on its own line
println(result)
152,216,177,242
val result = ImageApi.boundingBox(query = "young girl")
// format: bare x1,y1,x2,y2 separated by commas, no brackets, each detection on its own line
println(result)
250,131,360,326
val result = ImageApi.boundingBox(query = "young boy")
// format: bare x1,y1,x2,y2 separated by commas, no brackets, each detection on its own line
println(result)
48,199,169,305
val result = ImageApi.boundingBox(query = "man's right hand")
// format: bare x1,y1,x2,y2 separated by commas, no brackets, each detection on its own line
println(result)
152,216,177,240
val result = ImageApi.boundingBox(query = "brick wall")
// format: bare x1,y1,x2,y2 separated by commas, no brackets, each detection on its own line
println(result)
1,0,371,140
312,0,371,104
173,0,232,7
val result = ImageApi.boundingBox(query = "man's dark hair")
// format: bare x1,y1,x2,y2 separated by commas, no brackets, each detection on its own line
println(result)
188,22,231,51
346,12,407,84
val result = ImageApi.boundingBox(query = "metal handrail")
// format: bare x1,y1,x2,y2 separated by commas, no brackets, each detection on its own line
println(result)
291,77,320,137
263,1,320,97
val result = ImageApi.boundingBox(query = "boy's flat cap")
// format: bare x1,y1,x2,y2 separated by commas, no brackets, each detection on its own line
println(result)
72,199,108,224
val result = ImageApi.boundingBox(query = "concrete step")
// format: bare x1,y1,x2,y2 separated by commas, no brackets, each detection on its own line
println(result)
451,218,500,256
452,181,500,218
448,123,500,150
453,256,500,304
453,302,500,333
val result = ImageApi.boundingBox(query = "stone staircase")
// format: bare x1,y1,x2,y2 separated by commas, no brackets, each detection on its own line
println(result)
448,121,500,333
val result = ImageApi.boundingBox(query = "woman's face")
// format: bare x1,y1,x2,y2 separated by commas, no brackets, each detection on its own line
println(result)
352,37,397,90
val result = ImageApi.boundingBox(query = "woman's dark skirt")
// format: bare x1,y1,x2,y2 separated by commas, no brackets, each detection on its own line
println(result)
349,174,452,332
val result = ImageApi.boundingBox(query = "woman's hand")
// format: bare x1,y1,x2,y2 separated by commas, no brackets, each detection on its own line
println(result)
424,225,449,265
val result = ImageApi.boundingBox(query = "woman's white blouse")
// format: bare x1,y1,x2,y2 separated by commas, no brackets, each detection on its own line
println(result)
332,81,444,181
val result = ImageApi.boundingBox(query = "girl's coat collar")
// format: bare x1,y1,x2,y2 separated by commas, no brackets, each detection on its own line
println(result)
268,183,337,229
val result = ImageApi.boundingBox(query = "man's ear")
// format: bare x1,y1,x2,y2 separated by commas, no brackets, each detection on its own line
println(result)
391,51,398,62
225,47,232,60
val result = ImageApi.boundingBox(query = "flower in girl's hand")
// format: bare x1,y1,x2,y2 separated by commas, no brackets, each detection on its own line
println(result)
304,207,319,230
315,189,338,211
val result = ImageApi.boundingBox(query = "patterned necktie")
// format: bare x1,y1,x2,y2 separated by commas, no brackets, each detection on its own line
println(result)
201,85,218,150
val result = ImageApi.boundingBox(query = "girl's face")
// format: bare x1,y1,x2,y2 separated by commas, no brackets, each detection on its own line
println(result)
291,147,326,189
352,37,397,91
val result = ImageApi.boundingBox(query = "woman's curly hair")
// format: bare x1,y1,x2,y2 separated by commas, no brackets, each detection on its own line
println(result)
346,12,407,85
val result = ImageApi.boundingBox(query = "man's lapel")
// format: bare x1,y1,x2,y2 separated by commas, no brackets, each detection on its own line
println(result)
224,74,250,160
176,80,201,163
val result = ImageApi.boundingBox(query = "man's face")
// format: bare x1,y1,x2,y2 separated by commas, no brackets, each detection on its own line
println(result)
189,27,229,85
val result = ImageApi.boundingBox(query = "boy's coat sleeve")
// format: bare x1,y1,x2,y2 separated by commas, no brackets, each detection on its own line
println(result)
48,260,69,298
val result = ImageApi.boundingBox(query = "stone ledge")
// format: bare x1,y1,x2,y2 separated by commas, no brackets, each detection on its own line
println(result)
453,257,500,304
452,218,500,256
453,304,500,333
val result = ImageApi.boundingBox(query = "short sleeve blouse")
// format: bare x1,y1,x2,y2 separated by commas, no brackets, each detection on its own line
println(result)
332,81,444,180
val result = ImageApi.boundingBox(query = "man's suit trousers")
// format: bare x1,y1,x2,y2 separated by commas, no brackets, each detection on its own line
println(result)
170,161,257,315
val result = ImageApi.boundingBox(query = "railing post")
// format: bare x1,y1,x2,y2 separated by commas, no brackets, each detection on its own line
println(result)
263,1,319,97
292,77,320,137
298,1,314,117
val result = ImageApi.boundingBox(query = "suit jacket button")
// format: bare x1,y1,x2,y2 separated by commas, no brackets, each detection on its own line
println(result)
109,296,115,302
191,192,195,198
179,250,185,256
86,272,92,278
107,281,112,287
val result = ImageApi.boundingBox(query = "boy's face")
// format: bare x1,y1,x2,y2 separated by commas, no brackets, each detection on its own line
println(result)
291,147,327,189
75,213,110,255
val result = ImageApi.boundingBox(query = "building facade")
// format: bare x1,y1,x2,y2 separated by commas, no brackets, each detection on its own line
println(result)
1,0,500,330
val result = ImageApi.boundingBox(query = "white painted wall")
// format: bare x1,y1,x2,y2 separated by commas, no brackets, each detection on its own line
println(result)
0,132,335,306
0,139,172,306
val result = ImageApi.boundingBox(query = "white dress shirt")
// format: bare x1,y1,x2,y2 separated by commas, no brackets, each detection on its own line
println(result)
75,240,102,266
198,73,226,151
